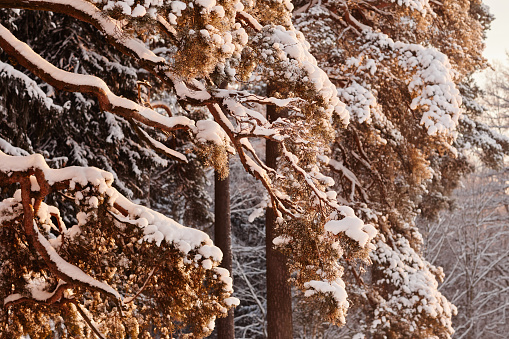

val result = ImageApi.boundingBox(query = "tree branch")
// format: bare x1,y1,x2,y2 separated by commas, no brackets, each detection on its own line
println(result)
73,301,107,339
0,23,193,135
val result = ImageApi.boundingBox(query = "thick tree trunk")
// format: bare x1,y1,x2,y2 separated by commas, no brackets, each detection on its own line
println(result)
215,165,235,338
265,102,293,339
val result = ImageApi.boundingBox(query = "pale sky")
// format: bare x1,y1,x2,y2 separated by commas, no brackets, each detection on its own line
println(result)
482,0,509,64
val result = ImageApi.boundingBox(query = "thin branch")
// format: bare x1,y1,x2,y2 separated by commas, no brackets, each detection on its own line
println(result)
124,267,157,304
73,301,107,339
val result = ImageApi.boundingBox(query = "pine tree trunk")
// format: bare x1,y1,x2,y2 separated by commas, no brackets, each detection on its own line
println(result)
215,165,235,338
265,101,293,339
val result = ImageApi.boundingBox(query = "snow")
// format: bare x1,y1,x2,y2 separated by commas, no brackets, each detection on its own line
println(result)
272,235,292,246
35,221,121,300
325,216,375,248
171,1,187,16
0,23,192,133
171,77,212,101
388,0,432,16
304,278,349,323
0,150,223,262
258,25,349,125
328,159,360,187
27,279,67,303
111,192,224,262
131,4,146,17
104,0,132,15
337,81,382,124
224,97,266,123
361,32,462,138
196,0,216,10
104,112,125,143
0,136,29,156
372,236,456,334
196,120,228,145
212,6,225,18
65,0,166,63
224,296,240,307
237,11,262,31
137,127,188,162
1,150,239,317
0,60,60,112
0,195,23,225
214,267,234,293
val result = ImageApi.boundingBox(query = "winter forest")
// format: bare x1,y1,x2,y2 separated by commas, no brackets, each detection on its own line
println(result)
0,0,507,338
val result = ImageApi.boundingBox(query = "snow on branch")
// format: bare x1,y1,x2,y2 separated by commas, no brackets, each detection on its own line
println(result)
372,235,456,336
0,136,29,156
4,281,70,307
0,0,166,65
0,60,61,112
0,23,194,135
0,150,237,337
0,0,385,328
355,32,462,139
0,151,227,262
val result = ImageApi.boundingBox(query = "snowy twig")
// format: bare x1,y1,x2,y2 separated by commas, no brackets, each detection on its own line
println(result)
4,281,72,307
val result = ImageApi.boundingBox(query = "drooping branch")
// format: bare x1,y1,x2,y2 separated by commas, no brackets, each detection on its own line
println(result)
150,101,173,117
18,173,122,304
4,281,72,308
0,23,193,135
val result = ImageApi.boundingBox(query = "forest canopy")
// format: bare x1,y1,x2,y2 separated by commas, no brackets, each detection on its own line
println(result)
0,0,507,338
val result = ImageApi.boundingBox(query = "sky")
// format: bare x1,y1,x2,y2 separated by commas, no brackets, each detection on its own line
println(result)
482,0,509,64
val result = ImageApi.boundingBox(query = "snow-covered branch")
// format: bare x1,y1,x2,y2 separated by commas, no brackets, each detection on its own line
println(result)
0,23,194,135
0,150,237,337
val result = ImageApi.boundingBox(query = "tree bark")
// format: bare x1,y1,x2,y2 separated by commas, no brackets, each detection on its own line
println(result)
215,164,235,338
265,101,293,339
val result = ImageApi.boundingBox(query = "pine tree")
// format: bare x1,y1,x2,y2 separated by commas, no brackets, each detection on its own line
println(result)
292,0,507,337
0,0,379,337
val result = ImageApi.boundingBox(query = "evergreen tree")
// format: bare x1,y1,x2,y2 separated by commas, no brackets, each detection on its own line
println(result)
291,0,508,337
0,0,378,337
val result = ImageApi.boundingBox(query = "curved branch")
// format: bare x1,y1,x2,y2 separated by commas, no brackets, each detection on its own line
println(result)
0,23,193,135
19,175,122,305
4,282,72,307
151,101,173,117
